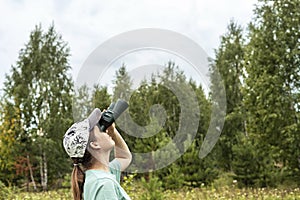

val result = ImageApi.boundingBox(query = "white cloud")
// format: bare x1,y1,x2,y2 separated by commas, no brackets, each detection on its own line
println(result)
0,0,256,93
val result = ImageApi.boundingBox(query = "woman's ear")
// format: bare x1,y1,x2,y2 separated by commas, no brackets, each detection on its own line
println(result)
89,141,101,150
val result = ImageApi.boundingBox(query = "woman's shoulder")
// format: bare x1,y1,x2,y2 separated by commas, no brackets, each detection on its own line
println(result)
85,169,115,180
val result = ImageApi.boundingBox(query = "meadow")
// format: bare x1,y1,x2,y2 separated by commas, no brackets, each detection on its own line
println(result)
3,185,300,200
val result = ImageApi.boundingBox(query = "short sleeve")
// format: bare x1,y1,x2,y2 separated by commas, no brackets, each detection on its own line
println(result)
109,159,121,183
94,179,119,200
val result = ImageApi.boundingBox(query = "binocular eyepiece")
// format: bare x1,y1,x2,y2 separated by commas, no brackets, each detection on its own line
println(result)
98,99,129,132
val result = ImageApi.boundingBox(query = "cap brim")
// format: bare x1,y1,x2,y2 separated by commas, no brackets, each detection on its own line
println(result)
88,108,102,130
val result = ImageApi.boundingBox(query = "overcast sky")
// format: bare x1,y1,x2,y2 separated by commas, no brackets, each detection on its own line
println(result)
0,0,257,93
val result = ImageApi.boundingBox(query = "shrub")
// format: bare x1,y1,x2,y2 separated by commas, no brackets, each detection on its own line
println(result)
140,174,164,200
212,172,235,189
0,181,16,200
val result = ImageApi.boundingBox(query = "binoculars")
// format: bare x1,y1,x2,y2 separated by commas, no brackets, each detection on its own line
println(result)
98,99,129,132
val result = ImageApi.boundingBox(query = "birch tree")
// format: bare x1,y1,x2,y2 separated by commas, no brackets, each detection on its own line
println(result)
1,24,73,189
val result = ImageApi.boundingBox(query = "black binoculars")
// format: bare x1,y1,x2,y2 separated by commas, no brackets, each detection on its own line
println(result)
98,99,129,132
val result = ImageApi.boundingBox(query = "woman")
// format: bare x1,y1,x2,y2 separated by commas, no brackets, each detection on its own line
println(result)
63,108,132,200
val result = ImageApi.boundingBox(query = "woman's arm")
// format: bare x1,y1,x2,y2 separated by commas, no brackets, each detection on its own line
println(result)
107,124,132,171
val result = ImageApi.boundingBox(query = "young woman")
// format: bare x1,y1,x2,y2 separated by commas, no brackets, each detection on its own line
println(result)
63,108,132,200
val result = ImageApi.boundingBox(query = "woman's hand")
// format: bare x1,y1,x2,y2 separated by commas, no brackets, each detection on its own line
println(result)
106,122,116,138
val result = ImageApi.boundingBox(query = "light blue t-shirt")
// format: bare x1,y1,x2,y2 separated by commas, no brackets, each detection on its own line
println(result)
84,159,131,200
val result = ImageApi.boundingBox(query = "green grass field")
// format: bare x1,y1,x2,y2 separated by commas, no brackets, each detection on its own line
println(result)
4,187,300,200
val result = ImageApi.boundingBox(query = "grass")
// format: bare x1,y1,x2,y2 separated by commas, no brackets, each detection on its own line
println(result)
4,186,300,200
163,187,300,200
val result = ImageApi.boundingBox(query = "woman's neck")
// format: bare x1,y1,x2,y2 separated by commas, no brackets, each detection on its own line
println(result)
89,150,111,172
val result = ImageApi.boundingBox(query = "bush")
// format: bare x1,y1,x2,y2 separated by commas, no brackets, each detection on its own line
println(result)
232,138,279,188
140,174,164,200
121,173,137,195
212,172,236,189
0,181,16,200
180,141,219,186
61,173,71,188
160,164,185,190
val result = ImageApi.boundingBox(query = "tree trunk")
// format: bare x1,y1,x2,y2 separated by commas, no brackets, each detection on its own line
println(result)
43,151,48,191
26,154,37,191
40,149,48,191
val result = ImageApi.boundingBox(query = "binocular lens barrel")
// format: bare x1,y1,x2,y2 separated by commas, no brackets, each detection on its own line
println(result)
98,99,128,132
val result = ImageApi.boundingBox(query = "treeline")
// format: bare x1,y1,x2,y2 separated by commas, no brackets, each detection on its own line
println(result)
0,0,299,191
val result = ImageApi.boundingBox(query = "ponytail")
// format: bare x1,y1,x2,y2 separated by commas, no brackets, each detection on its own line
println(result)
71,164,85,200
70,129,96,200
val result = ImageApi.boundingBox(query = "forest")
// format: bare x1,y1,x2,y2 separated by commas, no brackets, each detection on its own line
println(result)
0,0,299,199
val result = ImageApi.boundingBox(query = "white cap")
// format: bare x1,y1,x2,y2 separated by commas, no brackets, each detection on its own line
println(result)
63,108,101,158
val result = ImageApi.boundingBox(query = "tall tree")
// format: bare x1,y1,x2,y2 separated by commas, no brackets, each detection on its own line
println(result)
73,84,111,121
243,0,300,186
111,64,137,175
179,80,216,186
209,20,245,171
1,24,73,189
92,85,111,110
72,84,93,121
112,64,133,102
127,62,211,188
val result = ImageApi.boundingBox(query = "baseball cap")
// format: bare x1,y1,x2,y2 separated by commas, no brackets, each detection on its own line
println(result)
63,108,102,158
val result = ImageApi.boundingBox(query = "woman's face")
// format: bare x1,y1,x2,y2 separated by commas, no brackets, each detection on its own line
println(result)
92,125,115,151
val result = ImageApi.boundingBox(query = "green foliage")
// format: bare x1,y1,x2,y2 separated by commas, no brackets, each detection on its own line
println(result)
126,62,213,189
232,137,265,187
72,84,93,121
61,173,71,188
1,23,73,189
140,174,164,200
73,84,111,120
121,173,138,199
209,20,245,171
0,100,22,184
181,140,218,186
121,173,136,190
212,172,235,189
159,163,185,190
0,181,16,200
113,64,133,102
243,0,300,185
1,0,300,191
92,85,111,109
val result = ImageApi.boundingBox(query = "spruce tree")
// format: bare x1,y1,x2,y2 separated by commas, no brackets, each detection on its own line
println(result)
209,20,245,171
243,0,300,186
